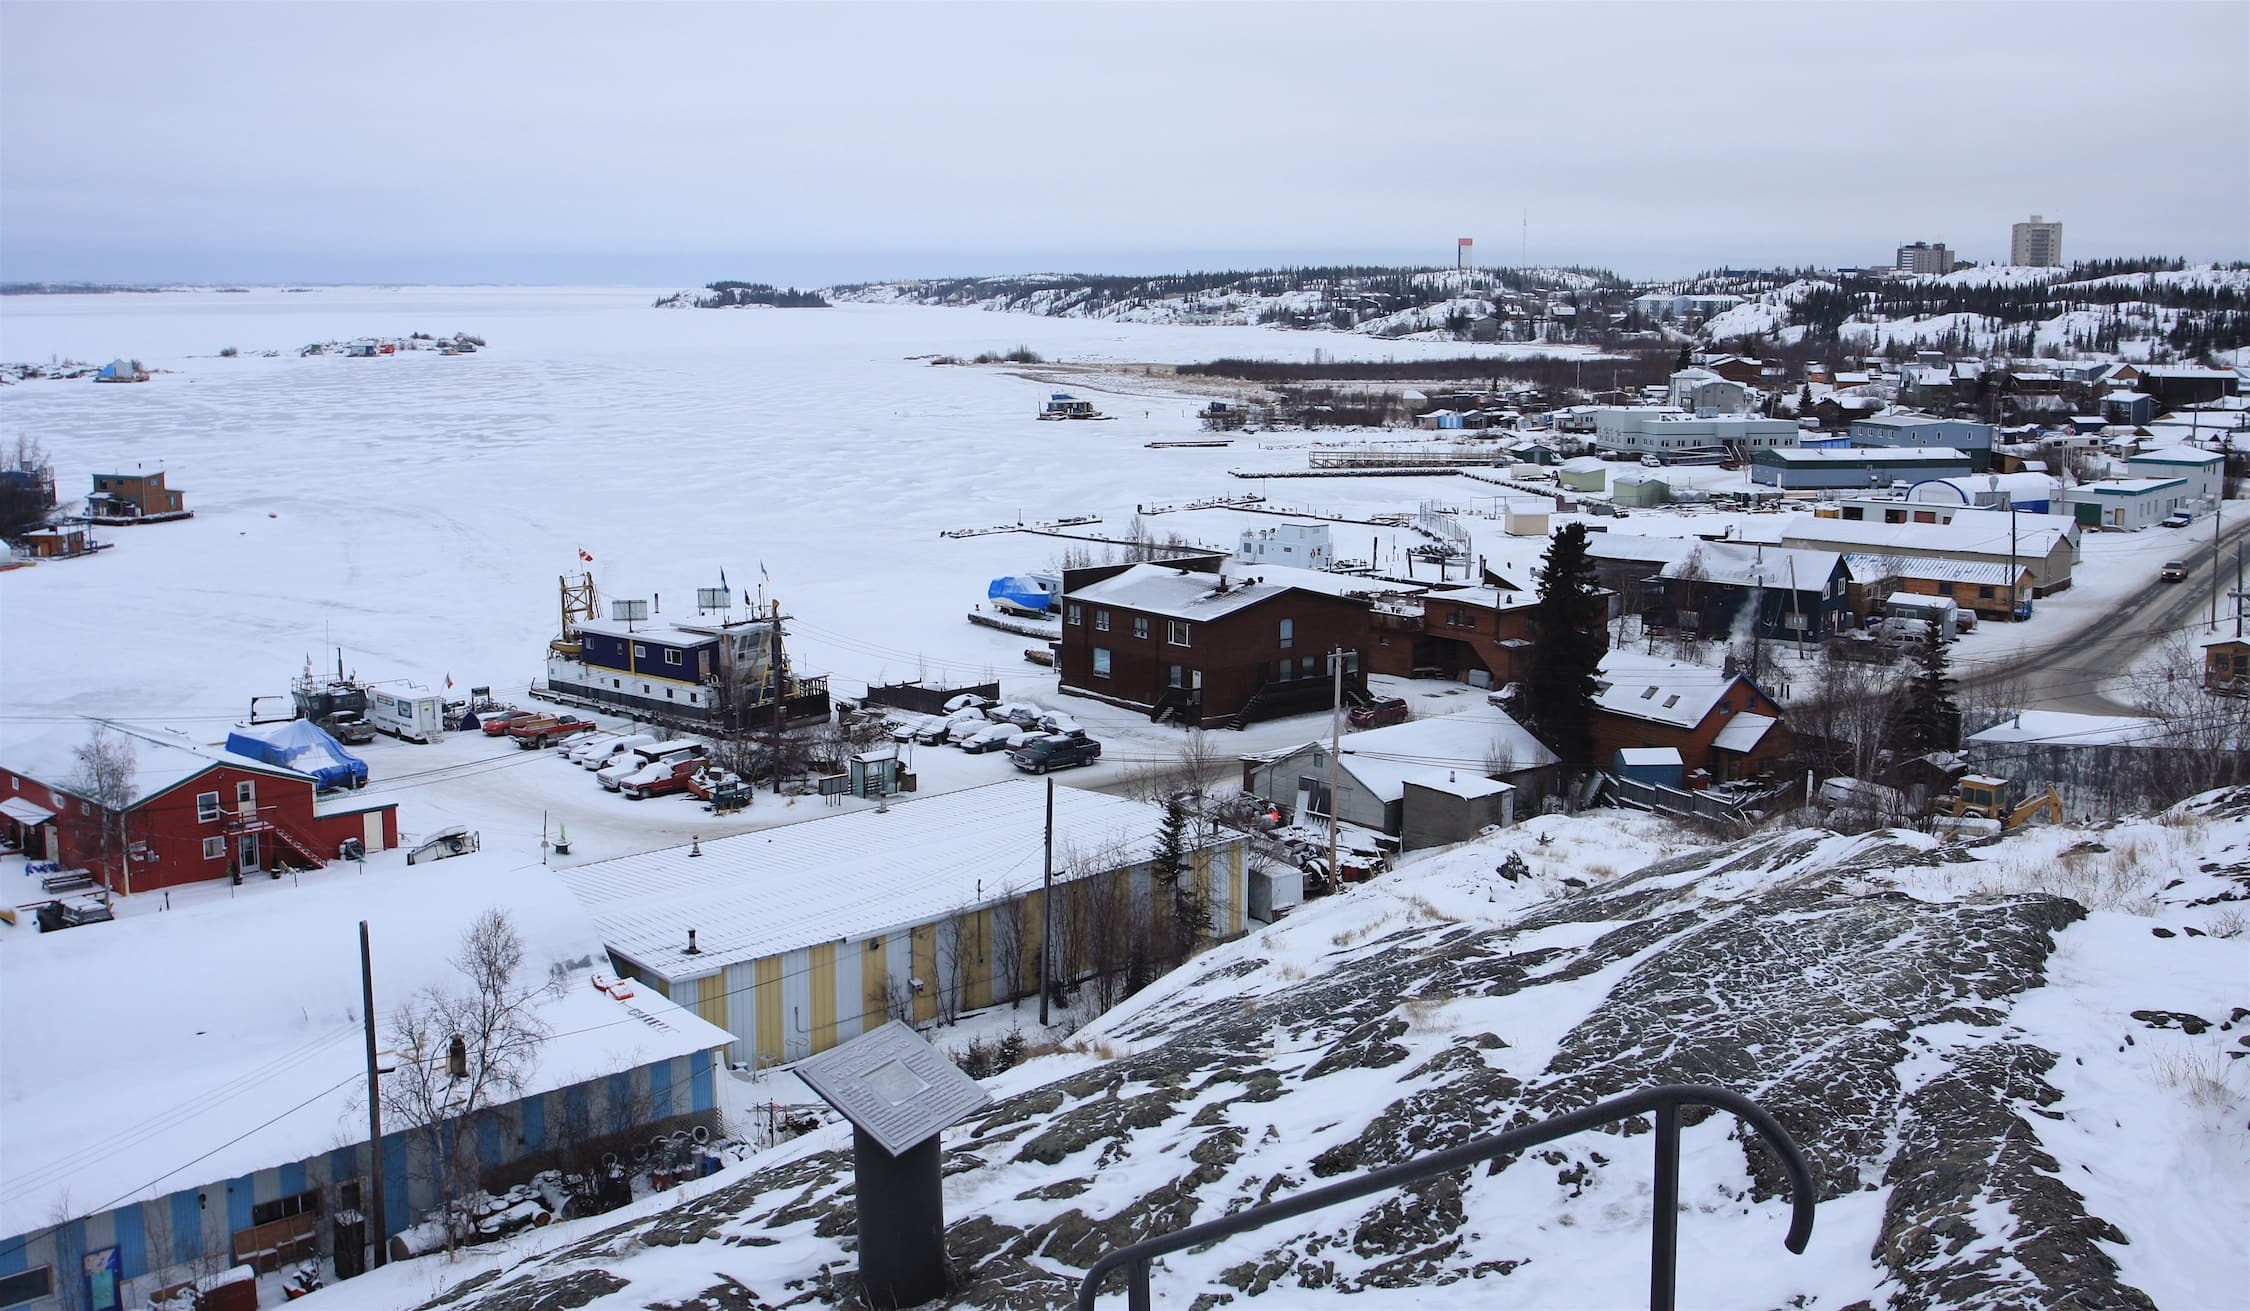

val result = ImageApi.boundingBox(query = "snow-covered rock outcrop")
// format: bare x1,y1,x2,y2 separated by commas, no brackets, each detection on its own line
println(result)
415,795,2250,1311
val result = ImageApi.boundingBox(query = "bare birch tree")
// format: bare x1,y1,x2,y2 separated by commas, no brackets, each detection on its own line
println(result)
381,910,556,1252
71,724,138,898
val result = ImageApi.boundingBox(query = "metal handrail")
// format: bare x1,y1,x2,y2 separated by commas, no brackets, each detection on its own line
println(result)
1074,1083,1815,1311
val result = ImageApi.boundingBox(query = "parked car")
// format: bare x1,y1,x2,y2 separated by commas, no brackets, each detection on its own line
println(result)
1641,454,1663,468
2161,511,2194,529
1347,696,1410,729
944,692,996,713
564,733,621,764
1010,732,1101,774
946,717,992,745
2161,559,2189,582
912,718,953,746
480,709,535,736
987,703,1046,729
958,723,1017,753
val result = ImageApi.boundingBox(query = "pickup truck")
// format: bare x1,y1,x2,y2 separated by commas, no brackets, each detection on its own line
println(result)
1010,732,1101,774
621,757,700,799
510,715,595,748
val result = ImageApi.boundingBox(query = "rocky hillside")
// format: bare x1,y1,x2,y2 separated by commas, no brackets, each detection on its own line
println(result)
393,795,2249,1311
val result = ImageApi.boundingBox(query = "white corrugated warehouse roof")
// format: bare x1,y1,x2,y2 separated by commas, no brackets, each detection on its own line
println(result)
0,854,729,1238
558,780,1185,981
1324,704,1557,804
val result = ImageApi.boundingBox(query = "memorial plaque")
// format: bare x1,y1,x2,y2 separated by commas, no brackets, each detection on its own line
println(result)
795,1020,992,1158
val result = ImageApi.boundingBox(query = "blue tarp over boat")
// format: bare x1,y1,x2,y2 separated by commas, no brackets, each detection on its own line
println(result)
987,574,1058,615
225,719,370,792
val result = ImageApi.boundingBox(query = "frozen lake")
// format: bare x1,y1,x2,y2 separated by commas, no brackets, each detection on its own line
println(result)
0,287,1552,725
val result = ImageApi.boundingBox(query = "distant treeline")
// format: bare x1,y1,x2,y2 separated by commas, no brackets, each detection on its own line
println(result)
836,264,1623,318
657,282,829,309
1178,352,1671,391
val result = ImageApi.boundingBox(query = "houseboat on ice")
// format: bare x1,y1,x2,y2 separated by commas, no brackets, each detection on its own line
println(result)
1039,393,1107,420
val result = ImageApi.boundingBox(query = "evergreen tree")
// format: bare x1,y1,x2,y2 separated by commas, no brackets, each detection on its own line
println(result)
1151,794,1205,966
1675,344,1693,371
1899,634,1961,754
1525,524,1608,770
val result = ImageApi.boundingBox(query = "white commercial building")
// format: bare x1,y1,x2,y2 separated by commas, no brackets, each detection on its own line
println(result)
1593,407,1797,457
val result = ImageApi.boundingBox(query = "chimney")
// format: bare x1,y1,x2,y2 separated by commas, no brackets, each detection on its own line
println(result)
686,928,702,955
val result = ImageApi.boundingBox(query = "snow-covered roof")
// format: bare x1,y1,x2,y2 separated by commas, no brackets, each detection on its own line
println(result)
0,855,730,1238
1761,446,1972,464
1964,711,2172,749
559,780,1195,981
1425,584,1538,612
2126,446,2224,467
1066,560,1382,622
1583,533,1699,567
574,618,720,646
1593,654,1743,729
2104,390,2153,403
1615,747,1683,767
1753,509,2073,557
2074,477,2187,495
1318,704,1557,804
0,719,314,808
1661,541,1840,589
1841,553,2030,586
1711,713,1778,754
1560,456,1608,473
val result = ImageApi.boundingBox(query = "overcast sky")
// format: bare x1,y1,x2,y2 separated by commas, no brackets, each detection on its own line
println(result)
4,1,2245,286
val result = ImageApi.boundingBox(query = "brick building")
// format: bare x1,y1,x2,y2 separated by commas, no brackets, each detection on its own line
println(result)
1057,559,1377,728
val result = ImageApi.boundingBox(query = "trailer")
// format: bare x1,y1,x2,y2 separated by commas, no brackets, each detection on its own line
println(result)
368,688,447,743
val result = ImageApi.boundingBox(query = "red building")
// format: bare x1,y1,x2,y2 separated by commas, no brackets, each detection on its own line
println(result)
0,722,398,894
1366,584,1552,686
1057,559,1376,728
1589,661,1792,782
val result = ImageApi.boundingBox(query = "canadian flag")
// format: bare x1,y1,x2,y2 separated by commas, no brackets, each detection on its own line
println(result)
445,673,454,689
578,548,594,562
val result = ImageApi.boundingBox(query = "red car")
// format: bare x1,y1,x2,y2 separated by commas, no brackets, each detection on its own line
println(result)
479,710,533,736
1347,696,1410,729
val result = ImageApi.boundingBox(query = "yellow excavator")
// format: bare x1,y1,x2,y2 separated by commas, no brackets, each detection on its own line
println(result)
1932,773,2065,837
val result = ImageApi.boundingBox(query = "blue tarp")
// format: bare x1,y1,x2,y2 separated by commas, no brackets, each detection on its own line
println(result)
225,719,369,792
987,575,1056,615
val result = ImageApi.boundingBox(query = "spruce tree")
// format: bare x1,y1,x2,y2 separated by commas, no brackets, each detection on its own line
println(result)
1151,794,1205,966
1525,524,1607,770
1900,634,1960,754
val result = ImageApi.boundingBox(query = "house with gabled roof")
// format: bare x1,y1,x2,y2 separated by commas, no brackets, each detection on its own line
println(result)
1588,655,1791,782
1057,557,1380,727
1239,703,1558,850
0,720,397,893
1646,542,1850,643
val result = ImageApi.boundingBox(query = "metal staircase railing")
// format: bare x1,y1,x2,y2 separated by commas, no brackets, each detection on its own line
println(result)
1074,1083,1815,1311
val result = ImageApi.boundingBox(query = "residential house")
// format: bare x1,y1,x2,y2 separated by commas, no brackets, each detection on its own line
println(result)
0,858,731,1310
1848,412,1997,471
1364,584,1551,688
1668,368,1750,414
2102,391,2159,426
1646,542,1850,644
0,463,56,513
1589,657,1792,781
558,780,1249,1066
1698,356,1767,387
86,469,186,521
2135,366,2239,410
1844,554,2037,622
0,721,398,893
1900,366,1956,409
1240,704,1559,851
1808,393,1886,431
1059,558,1377,727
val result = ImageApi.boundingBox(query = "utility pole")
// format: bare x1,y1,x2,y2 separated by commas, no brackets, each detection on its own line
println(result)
359,921,387,1270
2211,501,2224,632
1327,648,1345,891
1038,777,1054,1026
2009,507,2020,622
